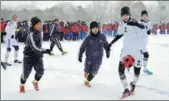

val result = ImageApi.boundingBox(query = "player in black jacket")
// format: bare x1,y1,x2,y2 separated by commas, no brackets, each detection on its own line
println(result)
49,19,67,56
19,17,51,93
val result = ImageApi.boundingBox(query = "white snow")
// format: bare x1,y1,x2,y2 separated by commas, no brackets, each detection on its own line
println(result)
1,35,169,100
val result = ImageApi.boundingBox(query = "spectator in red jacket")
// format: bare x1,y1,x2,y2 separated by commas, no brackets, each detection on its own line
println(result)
80,22,88,39
160,22,166,34
107,23,112,36
71,23,79,41
64,24,72,40
152,24,158,35
102,24,107,35
1,18,6,43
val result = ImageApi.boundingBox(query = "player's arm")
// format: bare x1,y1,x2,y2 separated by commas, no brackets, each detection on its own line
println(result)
79,36,89,56
127,19,145,29
108,23,124,47
5,22,13,38
78,36,89,62
109,34,123,45
103,34,110,58
103,34,109,51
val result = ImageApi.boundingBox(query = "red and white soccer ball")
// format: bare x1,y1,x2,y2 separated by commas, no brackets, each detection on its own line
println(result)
122,55,135,68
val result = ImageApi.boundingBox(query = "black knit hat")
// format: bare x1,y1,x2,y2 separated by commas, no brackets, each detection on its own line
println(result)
31,16,41,27
90,21,99,29
121,6,130,16
141,10,148,17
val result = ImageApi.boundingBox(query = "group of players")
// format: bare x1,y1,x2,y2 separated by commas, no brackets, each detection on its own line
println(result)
1,6,153,99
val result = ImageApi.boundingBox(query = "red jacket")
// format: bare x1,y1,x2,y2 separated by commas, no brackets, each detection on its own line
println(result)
59,25,64,32
64,27,71,34
160,23,165,30
1,21,5,33
114,23,118,31
77,23,81,31
153,24,158,31
71,25,79,33
107,24,112,31
81,25,88,32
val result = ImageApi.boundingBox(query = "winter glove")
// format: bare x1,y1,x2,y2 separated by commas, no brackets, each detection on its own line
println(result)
78,55,82,62
11,35,14,39
42,49,51,54
107,43,112,50
147,30,151,35
106,51,110,58
106,48,110,58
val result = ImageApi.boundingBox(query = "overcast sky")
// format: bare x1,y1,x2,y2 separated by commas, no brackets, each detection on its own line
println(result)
1,1,158,10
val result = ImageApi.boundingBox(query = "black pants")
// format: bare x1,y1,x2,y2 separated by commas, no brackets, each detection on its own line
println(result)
50,37,63,52
21,57,44,80
72,32,79,41
1,32,6,43
60,32,64,41
43,33,50,41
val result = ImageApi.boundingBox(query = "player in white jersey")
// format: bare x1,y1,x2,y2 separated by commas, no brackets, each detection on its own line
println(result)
139,10,153,75
107,6,145,98
4,15,22,66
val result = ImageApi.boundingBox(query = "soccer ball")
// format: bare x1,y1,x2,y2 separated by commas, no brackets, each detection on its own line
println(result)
122,55,135,68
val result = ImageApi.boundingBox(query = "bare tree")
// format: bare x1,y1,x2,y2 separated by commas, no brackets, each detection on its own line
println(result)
130,1,147,19
1,1,166,22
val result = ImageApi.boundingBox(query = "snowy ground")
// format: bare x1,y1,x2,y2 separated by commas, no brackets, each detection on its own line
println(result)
1,35,169,100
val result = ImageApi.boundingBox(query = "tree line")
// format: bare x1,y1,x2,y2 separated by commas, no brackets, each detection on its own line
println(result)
1,1,169,24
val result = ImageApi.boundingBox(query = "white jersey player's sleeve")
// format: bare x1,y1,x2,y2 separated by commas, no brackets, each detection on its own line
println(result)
117,23,124,35
5,22,15,38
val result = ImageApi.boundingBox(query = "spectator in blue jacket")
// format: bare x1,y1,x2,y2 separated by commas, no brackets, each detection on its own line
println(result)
78,21,110,87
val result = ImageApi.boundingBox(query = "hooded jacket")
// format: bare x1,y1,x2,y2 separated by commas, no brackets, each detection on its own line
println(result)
79,31,108,60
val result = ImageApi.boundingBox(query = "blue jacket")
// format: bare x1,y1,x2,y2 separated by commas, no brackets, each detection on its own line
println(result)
79,32,108,60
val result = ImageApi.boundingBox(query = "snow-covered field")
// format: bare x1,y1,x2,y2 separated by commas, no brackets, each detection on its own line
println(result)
1,35,169,100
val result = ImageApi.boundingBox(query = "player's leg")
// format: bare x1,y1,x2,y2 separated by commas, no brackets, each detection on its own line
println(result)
143,52,153,75
12,38,22,63
118,50,131,98
118,61,130,94
87,59,102,82
20,57,34,93
83,59,97,87
4,39,12,66
84,59,91,79
13,45,22,63
49,37,56,55
33,58,44,91
49,37,55,52
130,51,142,94
53,37,67,55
